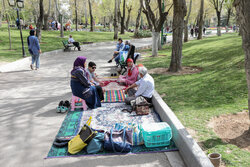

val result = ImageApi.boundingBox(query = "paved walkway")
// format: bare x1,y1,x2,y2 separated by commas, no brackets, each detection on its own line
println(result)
0,38,182,167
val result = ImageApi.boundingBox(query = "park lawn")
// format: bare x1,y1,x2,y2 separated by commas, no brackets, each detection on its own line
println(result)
139,33,250,167
0,24,133,62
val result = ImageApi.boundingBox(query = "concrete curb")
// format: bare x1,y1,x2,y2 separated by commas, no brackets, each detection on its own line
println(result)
152,90,213,167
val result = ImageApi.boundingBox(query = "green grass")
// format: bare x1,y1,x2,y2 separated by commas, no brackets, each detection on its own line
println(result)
0,23,133,62
139,34,250,167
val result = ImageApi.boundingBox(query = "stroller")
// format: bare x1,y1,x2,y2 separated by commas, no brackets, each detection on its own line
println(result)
118,44,140,75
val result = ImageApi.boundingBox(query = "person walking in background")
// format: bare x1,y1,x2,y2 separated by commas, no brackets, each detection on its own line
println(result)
27,29,41,70
190,28,194,37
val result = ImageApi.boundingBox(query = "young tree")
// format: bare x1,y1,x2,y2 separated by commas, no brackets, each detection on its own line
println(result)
143,0,172,57
84,0,88,28
209,0,225,36
54,0,63,37
125,5,132,30
43,0,51,30
184,0,192,42
134,0,142,37
36,0,44,41
168,0,187,72
233,0,250,129
114,0,119,39
197,0,204,40
120,0,126,34
88,0,94,32
225,0,233,30
75,0,78,31
0,0,6,27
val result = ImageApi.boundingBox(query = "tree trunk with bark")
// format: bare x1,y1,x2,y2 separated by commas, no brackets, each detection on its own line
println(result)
134,0,142,37
84,0,88,28
234,0,250,129
184,0,192,42
197,0,204,40
103,16,106,28
152,31,160,56
143,10,152,31
114,0,119,39
88,0,94,32
75,0,78,31
169,0,187,72
216,11,221,36
125,5,132,30
226,8,231,28
37,0,44,41
7,13,11,49
120,0,126,34
0,0,5,27
43,0,51,30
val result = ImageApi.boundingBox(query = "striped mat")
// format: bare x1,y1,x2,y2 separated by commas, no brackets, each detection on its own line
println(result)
102,90,127,103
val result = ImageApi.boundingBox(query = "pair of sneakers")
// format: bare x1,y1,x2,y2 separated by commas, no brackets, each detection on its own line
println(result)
56,100,70,113
111,73,117,76
53,137,72,147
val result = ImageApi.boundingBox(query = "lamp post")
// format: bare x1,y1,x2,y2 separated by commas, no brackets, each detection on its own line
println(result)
8,0,26,58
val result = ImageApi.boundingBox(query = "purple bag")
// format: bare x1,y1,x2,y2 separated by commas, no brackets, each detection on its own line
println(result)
104,128,132,153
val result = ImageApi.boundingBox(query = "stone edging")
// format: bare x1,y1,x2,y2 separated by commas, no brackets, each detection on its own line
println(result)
152,90,213,167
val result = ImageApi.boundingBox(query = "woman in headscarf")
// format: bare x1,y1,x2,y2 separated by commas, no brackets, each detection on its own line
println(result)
70,56,103,109
118,58,139,86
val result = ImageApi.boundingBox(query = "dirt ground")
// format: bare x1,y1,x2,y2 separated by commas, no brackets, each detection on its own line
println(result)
208,111,250,152
148,66,202,75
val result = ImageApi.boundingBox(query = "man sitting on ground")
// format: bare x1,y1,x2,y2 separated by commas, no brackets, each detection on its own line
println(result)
86,62,102,86
124,66,154,105
108,38,125,64
68,35,81,51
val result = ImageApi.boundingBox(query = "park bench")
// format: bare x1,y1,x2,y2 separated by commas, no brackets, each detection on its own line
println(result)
62,40,76,51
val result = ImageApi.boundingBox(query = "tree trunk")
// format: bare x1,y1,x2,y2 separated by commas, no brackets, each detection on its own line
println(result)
7,13,11,49
158,33,162,50
144,11,152,31
134,0,142,37
43,14,49,30
0,0,5,27
60,14,64,37
152,31,160,57
216,11,221,36
75,0,78,31
169,0,187,72
120,0,126,34
197,0,204,40
103,16,106,28
226,8,231,28
114,0,119,39
84,0,88,28
37,0,44,41
43,0,51,30
125,6,132,30
88,0,94,32
234,0,250,129
184,0,192,42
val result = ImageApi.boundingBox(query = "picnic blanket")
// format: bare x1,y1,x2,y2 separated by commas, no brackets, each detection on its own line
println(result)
102,90,127,103
46,103,178,158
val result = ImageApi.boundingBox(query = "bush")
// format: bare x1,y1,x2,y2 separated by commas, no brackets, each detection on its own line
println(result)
134,30,152,38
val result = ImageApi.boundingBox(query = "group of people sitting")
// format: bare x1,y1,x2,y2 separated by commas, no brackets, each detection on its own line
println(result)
70,55,155,109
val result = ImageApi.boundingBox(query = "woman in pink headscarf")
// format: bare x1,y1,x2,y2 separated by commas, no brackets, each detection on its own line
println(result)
118,58,139,86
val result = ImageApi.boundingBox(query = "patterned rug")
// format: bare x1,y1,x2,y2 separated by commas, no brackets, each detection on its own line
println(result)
102,90,127,103
46,103,178,159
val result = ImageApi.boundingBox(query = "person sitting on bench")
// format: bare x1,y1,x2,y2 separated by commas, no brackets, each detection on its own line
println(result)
124,66,154,105
68,35,81,51
107,38,125,64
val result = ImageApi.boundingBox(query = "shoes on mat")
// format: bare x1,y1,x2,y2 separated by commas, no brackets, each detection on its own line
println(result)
111,73,117,76
56,100,64,113
56,100,70,113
